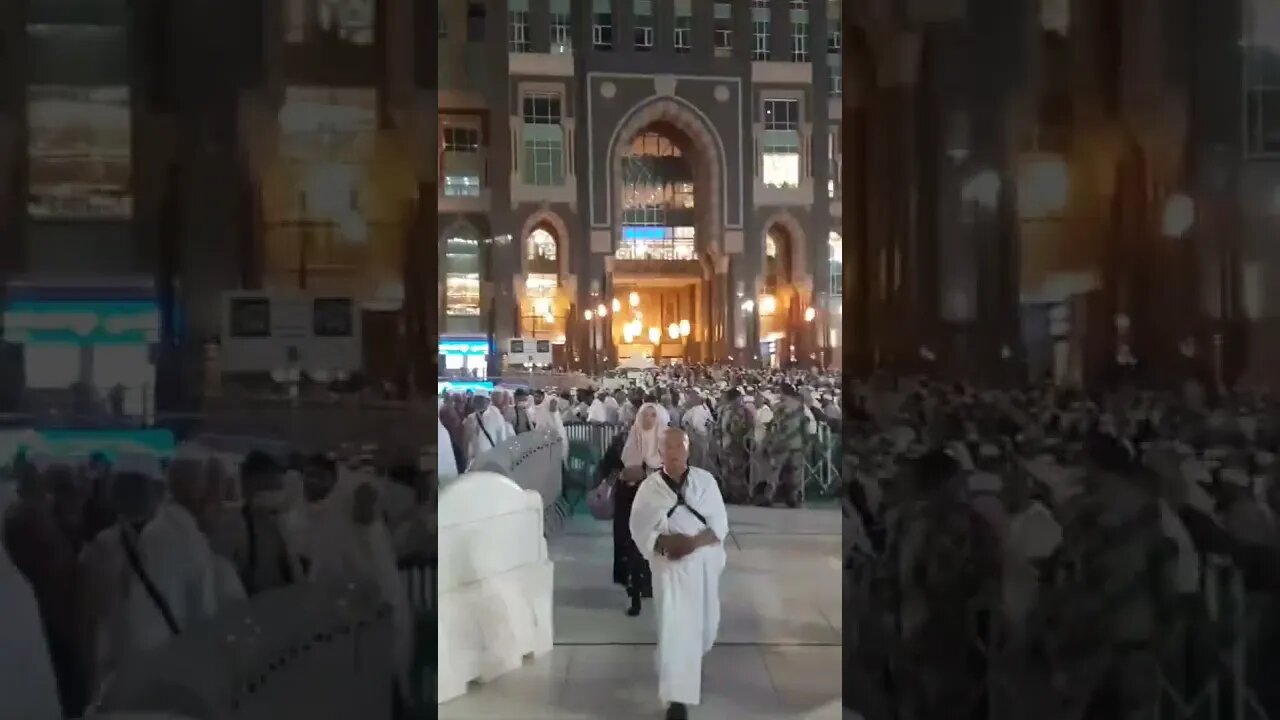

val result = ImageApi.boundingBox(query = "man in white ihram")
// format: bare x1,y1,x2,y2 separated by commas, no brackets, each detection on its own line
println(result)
629,427,729,719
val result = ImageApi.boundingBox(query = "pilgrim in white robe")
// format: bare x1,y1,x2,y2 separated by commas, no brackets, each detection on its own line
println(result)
80,504,219,690
464,407,514,462
308,472,413,698
0,486,63,720
629,466,729,707
438,418,459,482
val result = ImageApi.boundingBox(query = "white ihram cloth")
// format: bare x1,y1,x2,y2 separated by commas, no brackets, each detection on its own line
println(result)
586,399,610,423
0,485,63,719
629,467,729,707
437,418,459,482
80,504,219,689
1002,501,1062,637
307,471,412,697
464,406,514,462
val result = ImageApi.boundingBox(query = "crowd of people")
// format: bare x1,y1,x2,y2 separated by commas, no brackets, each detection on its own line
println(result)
1,443,436,719
842,374,1280,720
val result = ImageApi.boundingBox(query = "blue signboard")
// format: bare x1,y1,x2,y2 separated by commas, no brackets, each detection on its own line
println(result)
439,339,490,356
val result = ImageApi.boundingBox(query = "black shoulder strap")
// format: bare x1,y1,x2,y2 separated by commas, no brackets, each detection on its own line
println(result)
119,526,181,636
664,483,708,527
242,504,258,595
478,417,497,449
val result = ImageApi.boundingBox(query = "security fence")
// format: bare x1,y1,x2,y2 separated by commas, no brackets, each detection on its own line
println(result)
847,541,1275,720
563,419,841,498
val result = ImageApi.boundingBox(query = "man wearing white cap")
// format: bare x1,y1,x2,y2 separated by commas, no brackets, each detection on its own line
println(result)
462,390,514,464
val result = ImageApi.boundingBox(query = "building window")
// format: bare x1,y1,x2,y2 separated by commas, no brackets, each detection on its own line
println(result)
714,2,733,52
828,53,842,97
550,0,572,54
762,99,801,188
528,227,558,262
752,21,771,60
634,0,653,50
762,137,801,188
509,1,531,53
674,0,692,53
442,125,482,197
522,93,565,186
466,1,486,42
617,226,698,261
764,99,800,130
828,126,841,198
593,0,613,49
752,0,772,60
828,25,841,53
445,235,482,317
1246,0,1280,155
829,232,843,297
790,11,809,62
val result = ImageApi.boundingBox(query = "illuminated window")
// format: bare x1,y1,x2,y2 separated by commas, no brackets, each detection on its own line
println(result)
445,235,482,317
550,0,572,53
617,226,697,261
828,127,841,198
828,53,841,97
762,99,801,188
285,0,374,46
27,85,132,219
526,273,558,298
521,93,565,186
527,228,558,261
829,232,843,297
766,234,778,258
509,0,531,52
442,125,482,197
634,0,653,50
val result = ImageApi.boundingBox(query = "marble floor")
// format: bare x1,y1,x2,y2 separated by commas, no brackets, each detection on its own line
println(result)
439,505,845,720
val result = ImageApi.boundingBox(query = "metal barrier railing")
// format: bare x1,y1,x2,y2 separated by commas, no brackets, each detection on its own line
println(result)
562,418,841,498
857,546,1274,720
467,427,571,536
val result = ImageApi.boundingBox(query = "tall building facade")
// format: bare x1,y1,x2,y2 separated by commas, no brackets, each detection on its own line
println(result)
0,0,437,408
845,0,1269,389
438,0,843,373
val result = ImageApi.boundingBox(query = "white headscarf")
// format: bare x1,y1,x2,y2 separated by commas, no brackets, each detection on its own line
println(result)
621,403,666,471
0,485,62,719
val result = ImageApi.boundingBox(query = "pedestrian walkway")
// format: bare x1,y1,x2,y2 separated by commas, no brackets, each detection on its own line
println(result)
438,505,844,720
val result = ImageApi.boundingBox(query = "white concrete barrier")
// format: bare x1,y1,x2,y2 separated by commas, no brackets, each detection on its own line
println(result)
87,583,393,720
437,471,554,704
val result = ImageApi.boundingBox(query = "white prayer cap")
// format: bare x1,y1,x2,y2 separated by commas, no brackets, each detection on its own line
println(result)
472,388,491,398
967,471,1003,494
115,451,161,479
1220,468,1252,489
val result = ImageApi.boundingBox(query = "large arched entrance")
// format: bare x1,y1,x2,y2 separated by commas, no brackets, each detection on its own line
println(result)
605,98,727,365
759,215,806,368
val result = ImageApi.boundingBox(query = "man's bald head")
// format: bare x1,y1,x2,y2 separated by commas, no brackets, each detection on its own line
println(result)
661,428,690,477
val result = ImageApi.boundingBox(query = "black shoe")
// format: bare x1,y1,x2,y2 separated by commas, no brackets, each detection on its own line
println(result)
666,702,689,719
626,596,642,616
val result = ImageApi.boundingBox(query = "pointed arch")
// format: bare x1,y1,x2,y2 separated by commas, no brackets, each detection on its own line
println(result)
606,96,725,257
